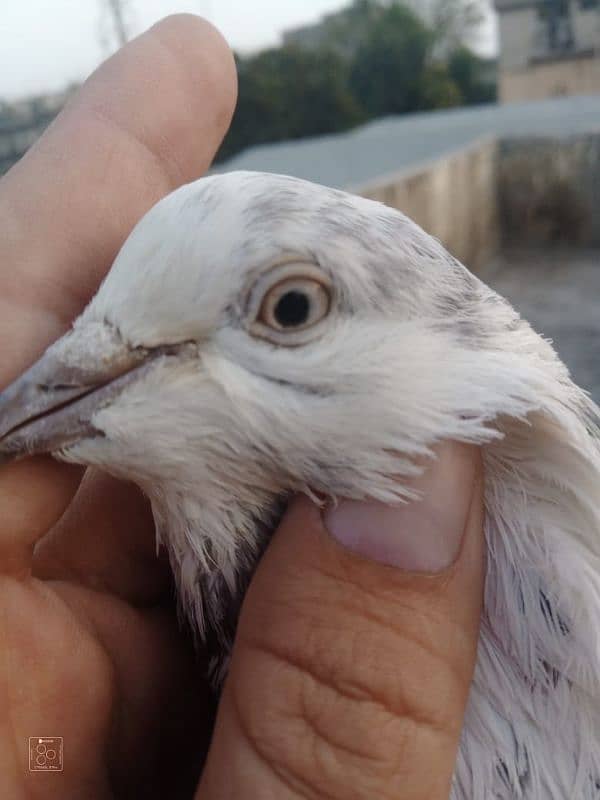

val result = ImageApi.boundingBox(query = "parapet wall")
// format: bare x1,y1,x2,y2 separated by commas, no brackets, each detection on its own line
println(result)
353,132,600,273
353,139,500,272
499,134,600,247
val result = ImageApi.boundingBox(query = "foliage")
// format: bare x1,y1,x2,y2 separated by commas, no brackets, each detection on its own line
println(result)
348,4,433,116
429,0,485,54
218,47,364,162
448,47,497,104
419,63,463,110
318,0,388,57
215,0,497,163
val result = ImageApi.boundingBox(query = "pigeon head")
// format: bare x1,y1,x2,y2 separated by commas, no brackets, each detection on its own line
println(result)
2,171,600,796
0,171,508,508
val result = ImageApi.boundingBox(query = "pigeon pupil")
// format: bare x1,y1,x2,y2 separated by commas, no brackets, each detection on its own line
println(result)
273,290,310,328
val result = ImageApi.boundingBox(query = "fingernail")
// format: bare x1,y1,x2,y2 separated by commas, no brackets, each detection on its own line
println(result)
323,443,479,573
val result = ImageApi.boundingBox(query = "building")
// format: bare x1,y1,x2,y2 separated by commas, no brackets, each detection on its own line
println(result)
0,90,71,175
495,0,600,101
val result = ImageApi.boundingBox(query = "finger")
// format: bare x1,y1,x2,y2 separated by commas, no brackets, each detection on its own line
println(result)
32,470,168,607
0,14,237,381
199,443,484,800
48,581,215,798
0,457,82,576
2,575,212,799
0,14,237,565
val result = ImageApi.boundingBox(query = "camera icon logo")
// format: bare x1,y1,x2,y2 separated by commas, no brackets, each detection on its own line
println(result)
28,737,63,771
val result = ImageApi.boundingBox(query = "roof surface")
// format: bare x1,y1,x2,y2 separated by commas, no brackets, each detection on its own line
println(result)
217,94,600,189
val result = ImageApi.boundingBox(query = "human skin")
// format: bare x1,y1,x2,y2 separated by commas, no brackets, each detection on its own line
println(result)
0,15,484,800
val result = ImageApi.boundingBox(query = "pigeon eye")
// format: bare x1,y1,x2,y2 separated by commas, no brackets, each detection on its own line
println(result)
259,277,330,332
246,263,333,345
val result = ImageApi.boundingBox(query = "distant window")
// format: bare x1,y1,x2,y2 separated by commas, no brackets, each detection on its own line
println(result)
537,0,575,52
537,0,569,18
579,0,599,9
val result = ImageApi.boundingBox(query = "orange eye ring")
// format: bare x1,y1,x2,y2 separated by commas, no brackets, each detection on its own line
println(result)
246,262,333,346
259,277,331,332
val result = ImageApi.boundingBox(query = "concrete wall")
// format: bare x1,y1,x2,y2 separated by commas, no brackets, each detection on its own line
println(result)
496,0,600,101
571,4,600,54
500,53,600,101
496,1,600,63
350,131,599,274
497,5,538,70
353,139,500,273
499,133,600,247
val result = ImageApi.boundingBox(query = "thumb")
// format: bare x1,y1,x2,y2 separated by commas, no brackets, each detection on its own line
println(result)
198,442,484,800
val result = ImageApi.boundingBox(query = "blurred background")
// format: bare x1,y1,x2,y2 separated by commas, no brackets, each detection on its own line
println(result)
2,0,500,169
1,1,599,399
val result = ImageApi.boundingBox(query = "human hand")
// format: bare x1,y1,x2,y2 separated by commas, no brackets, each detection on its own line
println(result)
0,15,236,798
0,16,484,800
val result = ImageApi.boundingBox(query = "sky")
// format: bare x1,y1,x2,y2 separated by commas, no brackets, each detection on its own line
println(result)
0,0,498,101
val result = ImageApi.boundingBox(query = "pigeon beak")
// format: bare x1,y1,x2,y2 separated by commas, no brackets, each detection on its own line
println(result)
0,323,189,465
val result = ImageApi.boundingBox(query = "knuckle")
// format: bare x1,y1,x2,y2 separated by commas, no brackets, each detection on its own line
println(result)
232,582,459,799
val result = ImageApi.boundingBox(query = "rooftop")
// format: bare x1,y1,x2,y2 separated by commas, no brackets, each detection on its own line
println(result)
218,94,600,190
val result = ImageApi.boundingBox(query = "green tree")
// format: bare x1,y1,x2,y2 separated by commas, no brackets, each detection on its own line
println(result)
321,0,389,58
448,46,497,104
216,47,364,162
324,0,486,57
419,63,463,109
216,0,498,163
348,4,433,116
429,0,485,55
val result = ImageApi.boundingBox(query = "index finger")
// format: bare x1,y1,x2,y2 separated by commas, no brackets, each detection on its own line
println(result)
0,14,237,546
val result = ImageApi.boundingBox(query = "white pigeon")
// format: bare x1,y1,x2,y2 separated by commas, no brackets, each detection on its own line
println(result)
1,171,599,798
